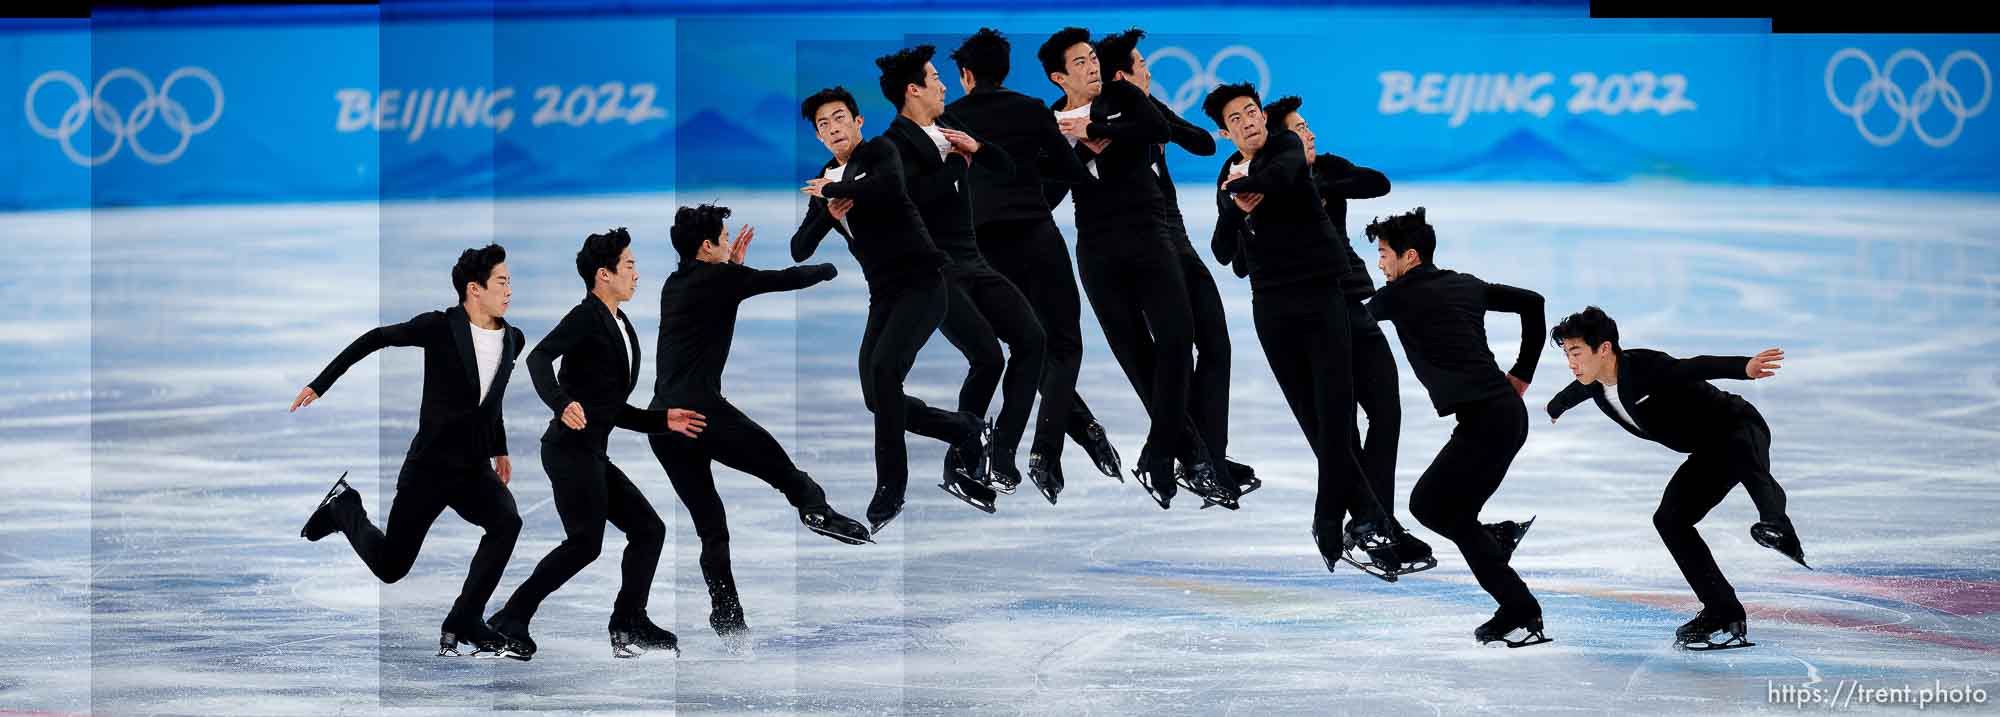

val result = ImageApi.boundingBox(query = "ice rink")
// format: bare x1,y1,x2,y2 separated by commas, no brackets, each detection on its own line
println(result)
4,183,1998,714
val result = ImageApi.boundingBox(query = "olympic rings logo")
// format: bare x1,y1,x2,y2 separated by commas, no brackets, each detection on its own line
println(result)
1825,49,1988,148
1148,45,1271,118
24,67,224,166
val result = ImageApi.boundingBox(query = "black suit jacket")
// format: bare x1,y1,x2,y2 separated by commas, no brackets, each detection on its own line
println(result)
528,295,673,454
1312,152,1392,301
945,84,1091,227
1211,129,1350,291
1547,348,1759,453
1367,264,1545,416
792,134,948,293
1150,94,1217,253
1046,78,1171,236
308,305,520,468
881,113,1015,265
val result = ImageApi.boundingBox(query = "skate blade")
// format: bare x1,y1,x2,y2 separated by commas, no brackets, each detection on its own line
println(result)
1335,555,1400,583
1032,481,1060,506
1484,632,1554,649
868,513,900,535
1389,555,1438,576
1132,470,1174,509
807,524,875,545
937,481,998,514
1197,493,1241,511
1677,638,1756,651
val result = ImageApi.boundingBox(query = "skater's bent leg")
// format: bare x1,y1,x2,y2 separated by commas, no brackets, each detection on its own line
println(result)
939,277,1004,420
348,461,452,584
1656,452,1744,613
1349,302,1402,514
501,444,612,620
603,462,666,617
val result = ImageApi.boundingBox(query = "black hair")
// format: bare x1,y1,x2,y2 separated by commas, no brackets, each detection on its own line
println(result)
1095,27,1145,78
1201,82,1261,128
576,227,633,290
451,243,506,303
875,44,936,109
670,204,731,264
1551,306,1622,353
1365,207,1437,264
1263,95,1303,133
1037,27,1092,80
800,86,859,125
951,28,1011,87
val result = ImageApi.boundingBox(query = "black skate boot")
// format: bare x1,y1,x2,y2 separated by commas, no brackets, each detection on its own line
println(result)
944,414,991,486
300,472,354,541
866,481,905,535
1751,519,1810,569
1224,458,1262,497
1338,519,1410,582
483,610,536,661
1131,444,1176,509
1475,608,1553,648
439,611,526,659
1180,460,1240,511
1387,519,1438,576
1075,419,1123,480
987,446,1023,495
1026,449,1063,505
609,610,680,659
1485,516,1536,558
1675,607,1754,651
801,506,874,545
710,596,751,657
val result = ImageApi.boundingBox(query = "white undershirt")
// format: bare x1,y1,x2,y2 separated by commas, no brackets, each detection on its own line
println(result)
919,123,952,162
470,323,504,404
616,313,637,379
1226,160,1251,199
1603,382,1639,428
1054,103,1099,179
823,164,853,236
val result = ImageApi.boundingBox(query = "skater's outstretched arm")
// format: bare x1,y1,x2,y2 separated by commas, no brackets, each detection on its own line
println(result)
742,263,839,299
295,312,440,410
1547,381,1591,422
1314,153,1391,200
1486,282,1546,387
613,404,705,438
1159,97,1217,157
1656,350,1777,382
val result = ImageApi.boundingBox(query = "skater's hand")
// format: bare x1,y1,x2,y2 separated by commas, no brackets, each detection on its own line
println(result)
940,128,980,157
290,386,318,412
561,401,587,430
1058,116,1092,139
729,224,754,264
827,198,854,221
1231,192,1263,214
1746,348,1784,379
1081,137,1111,154
1507,374,1529,396
493,455,512,485
667,408,707,438
803,178,832,198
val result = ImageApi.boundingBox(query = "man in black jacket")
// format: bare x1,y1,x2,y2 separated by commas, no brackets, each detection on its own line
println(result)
795,86,992,534
1547,306,1804,650
1365,208,1550,647
875,44,1042,508
945,27,1123,504
650,204,874,654
1040,27,1221,509
293,244,530,659
1202,84,1415,578
487,229,706,660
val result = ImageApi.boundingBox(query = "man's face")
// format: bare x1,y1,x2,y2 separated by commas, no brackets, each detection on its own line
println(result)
814,102,863,159
1561,337,1616,385
1051,42,1101,100
698,225,732,263
1218,96,1266,154
908,62,947,117
468,261,511,317
1376,243,1419,282
1284,110,1315,157
598,247,638,302
1120,48,1151,92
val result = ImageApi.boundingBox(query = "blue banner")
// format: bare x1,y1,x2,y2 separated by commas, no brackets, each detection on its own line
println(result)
4,9,1995,210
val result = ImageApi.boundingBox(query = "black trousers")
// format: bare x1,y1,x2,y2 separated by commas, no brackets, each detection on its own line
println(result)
1348,299,1402,515
1075,220,1197,466
938,260,1048,453
648,395,830,611
502,440,666,620
1408,391,1539,615
858,274,971,495
975,217,1101,457
1178,245,1233,465
1655,410,1788,615
332,457,521,621
1251,283,1384,525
